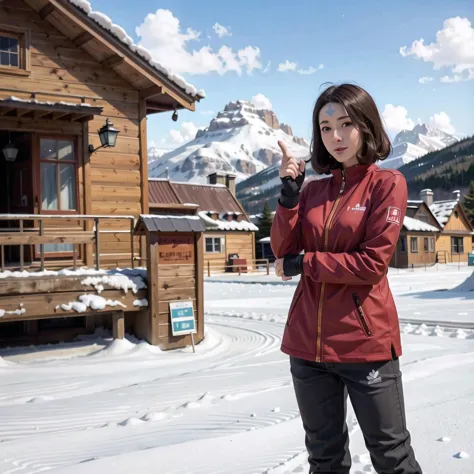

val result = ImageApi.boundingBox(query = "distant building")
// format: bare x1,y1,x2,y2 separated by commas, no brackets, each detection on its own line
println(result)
392,189,474,268
148,173,259,271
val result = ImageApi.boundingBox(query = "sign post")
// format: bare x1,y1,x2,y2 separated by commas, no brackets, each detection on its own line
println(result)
169,301,197,353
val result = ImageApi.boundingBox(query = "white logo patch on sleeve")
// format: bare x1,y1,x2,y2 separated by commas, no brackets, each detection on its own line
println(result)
386,206,401,225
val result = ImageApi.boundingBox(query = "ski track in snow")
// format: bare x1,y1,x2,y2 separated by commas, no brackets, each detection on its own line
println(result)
0,267,473,473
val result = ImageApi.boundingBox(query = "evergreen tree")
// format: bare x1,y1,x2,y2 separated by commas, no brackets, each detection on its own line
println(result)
464,180,474,226
256,201,274,241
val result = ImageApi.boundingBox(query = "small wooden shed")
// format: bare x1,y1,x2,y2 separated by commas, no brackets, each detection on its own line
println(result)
134,213,206,350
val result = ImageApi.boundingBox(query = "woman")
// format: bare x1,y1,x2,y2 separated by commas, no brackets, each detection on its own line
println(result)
270,84,422,474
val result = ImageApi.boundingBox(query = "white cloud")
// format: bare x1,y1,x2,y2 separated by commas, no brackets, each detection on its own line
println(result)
400,17,474,82
167,122,203,145
297,64,324,75
382,104,415,135
429,112,456,134
251,93,272,110
136,9,261,75
278,60,297,72
213,22,231,37
418,76,434,84
263,60,271,73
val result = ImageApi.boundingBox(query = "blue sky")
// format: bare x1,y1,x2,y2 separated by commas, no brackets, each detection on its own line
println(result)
91,0,474,148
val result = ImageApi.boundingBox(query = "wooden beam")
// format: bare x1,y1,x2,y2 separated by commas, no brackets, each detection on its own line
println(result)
34,110,52,119
0,289,147,321
39,3,55,20
100,54,125,69
139,86,163,100
0,108,15,116
73,31,94,47
139,99,149,262
16,108,31,117
146,104,175,112
52,111,71,120
71,113,93,122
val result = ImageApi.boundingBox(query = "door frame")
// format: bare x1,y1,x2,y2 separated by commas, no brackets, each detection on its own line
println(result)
32,133,83,260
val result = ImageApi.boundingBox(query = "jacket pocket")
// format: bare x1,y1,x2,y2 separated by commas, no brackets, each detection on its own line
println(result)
287,287,303,327
352,293,373,337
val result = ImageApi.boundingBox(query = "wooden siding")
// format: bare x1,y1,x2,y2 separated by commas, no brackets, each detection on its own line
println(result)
0,0,146,267
203,232,255,271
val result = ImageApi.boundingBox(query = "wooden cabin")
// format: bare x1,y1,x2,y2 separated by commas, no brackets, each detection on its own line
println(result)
148,173,259,273
391,189,474,268
0,0,203,346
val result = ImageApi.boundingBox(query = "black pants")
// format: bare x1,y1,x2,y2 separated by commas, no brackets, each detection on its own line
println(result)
290,355,422,474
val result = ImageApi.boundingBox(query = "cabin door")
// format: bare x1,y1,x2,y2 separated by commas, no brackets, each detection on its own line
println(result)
33,136,81,259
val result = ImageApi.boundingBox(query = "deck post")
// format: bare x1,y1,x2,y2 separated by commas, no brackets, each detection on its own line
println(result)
112,311,125,339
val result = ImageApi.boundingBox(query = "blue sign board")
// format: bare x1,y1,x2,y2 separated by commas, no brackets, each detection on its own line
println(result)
169,301,196,336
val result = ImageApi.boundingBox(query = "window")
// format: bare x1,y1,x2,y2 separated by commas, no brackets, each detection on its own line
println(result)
0,26,30,75
451,237,464,254
400,236,407,252
429,237,435,252
424,237,429,252
0,35,19,67
410,237,418,253
40,139,77,211
205,237,224,253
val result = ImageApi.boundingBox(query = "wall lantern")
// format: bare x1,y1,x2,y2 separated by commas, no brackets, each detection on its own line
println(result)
88,119,120,153
2,133,19,162
172,108,178,122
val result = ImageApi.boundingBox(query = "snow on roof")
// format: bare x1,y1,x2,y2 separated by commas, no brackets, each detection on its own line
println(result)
198,211,258,232
67,0,205,99
0,96,93,108
258,236,271,243
429,201,458,226
403,216,440,233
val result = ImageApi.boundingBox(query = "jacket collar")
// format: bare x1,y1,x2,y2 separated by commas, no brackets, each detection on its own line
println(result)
330,163,375,186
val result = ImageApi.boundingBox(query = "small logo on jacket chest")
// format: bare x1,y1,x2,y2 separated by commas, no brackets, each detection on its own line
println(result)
347,203,367,212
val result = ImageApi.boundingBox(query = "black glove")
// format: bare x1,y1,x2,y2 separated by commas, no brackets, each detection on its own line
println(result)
279,169,305,208
283,254,304,277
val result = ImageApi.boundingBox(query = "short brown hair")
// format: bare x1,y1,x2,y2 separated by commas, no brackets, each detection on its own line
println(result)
310,83,391,174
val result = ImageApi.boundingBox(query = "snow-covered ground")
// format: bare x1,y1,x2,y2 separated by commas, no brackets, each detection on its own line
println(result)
0,265,473,473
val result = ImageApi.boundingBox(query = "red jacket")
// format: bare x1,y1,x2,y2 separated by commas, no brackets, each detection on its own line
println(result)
270,163,407,363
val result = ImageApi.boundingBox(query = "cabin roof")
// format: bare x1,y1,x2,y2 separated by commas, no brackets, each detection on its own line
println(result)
402,216,440,233
23,0,203,112
136,214,205,234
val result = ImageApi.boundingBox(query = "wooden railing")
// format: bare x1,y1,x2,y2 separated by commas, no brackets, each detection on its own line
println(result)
0,214,135,272
205,259,270,276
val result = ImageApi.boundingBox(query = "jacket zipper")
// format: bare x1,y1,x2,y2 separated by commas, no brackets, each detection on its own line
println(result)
315,169,346,362
352,293,372,337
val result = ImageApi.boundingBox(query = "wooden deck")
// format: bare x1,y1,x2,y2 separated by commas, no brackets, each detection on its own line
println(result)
0,275,147,322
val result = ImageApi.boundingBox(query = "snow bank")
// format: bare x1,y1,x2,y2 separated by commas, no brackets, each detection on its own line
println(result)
66,0,204,98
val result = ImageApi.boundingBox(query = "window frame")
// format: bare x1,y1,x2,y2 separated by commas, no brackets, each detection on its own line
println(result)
0,25,31,76
410,237,418,253
205,236,225,254
429,237,435,252
451,236,464,254
400,236,407,253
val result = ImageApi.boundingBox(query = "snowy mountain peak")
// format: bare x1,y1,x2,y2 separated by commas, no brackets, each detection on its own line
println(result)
381,123,459,169
149,100,310,183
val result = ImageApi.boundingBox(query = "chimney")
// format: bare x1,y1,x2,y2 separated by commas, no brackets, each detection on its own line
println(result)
453,190,461,202
420,189,434,207
207,172,226,186
225,174,236,197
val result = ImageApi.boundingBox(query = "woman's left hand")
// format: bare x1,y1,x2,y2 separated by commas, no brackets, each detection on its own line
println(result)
275,258,292,281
